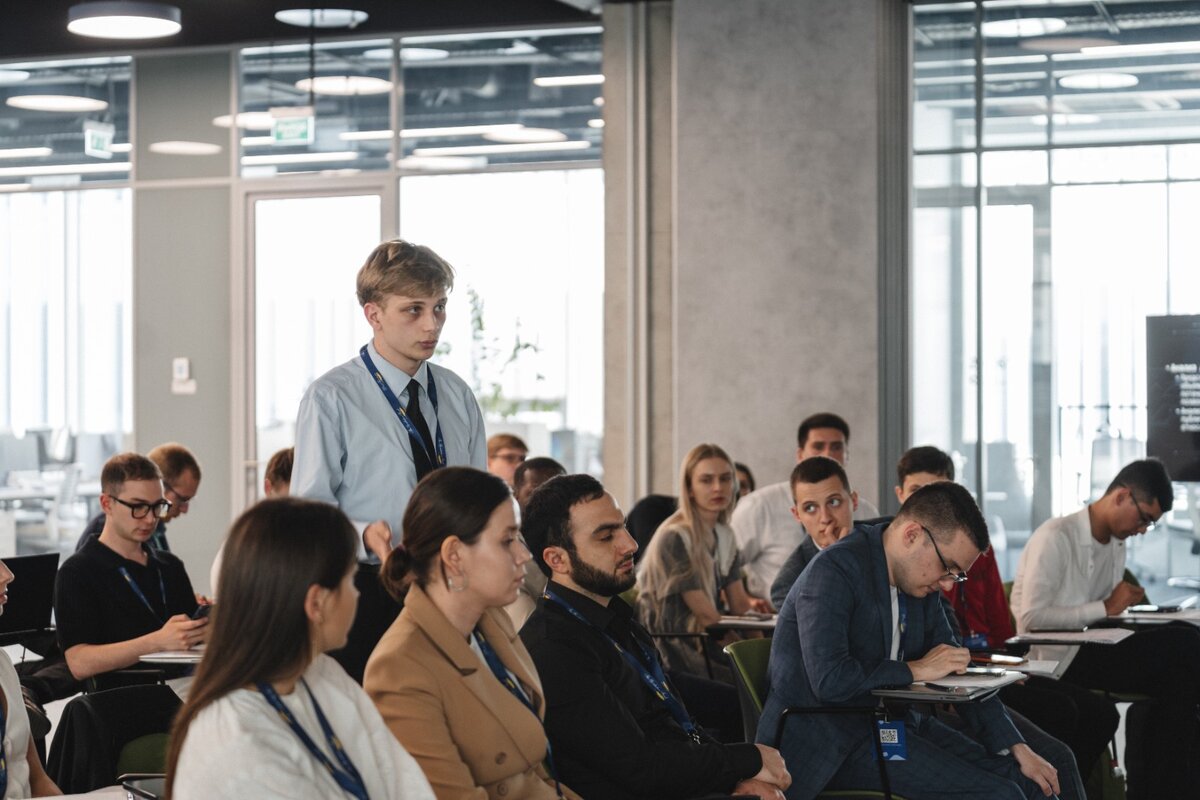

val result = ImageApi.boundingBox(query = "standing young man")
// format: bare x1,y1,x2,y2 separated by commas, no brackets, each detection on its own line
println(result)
292,239,486,681
292,239,487,562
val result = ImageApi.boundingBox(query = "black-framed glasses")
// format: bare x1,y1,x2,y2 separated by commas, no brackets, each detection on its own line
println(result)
920,525,968,584
164,481,194,506
108,495,171,520
1118,483,1157,531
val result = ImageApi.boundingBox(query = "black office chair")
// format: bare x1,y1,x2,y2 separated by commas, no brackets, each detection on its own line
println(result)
47,683,181,793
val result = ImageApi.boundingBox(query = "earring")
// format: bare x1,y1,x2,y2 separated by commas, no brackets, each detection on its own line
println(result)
447,572,469,593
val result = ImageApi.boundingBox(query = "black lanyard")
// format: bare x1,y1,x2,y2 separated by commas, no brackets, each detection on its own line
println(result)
473,631,564,798
117,565,167,623
257,679,370,800
543,587,702,743
359,345,446,469
897,592,908,663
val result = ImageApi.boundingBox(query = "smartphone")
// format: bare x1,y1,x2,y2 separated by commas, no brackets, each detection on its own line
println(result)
972,653,1025,666
122,776,165,799
964,666,1007,676
190,604,212,620
1127,604,1182,613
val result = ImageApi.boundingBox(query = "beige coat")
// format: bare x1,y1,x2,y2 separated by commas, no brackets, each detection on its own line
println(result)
365,584,577,800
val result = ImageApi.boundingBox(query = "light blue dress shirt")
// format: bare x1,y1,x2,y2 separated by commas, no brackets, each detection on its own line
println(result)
292,341,487,555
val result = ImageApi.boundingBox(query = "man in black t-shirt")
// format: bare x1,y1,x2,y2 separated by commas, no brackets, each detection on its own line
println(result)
54,452,206,682
519,474,790,800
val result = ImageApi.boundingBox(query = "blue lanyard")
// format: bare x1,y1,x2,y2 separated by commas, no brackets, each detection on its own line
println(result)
117,565,167,623
543,587,702,744
897,593,908,663
257,679,370,800
473,631,564,798
359,345,446,469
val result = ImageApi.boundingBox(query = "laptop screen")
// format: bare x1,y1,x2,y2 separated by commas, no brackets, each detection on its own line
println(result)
0,552,60,637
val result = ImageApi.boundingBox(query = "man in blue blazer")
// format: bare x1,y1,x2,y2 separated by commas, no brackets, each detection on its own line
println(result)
758,481,1061,800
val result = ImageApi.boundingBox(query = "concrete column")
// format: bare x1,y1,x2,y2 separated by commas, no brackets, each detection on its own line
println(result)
604,0,909,509
133,52,233,594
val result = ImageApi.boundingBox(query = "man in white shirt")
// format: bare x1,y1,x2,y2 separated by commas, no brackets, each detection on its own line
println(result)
1010,458,1200,800
731,412,879,599
291,239,486,681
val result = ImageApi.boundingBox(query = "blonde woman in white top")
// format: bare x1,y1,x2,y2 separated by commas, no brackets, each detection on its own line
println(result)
636,443,768,680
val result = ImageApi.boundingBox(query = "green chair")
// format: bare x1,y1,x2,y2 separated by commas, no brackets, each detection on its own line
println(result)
724,639,908,800
116,734,170,777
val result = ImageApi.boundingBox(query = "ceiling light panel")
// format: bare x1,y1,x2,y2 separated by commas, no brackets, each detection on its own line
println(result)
1058,72,1140,90
0,147,54,159
148,140,222,156
67,1,182,40
294,75,392,96
6,95,109,112
275,8,368,28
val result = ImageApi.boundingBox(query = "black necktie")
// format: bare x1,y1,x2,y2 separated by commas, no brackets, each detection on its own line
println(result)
405,379,437,480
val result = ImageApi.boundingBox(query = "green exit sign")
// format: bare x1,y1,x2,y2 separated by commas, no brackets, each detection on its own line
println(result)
272,116,314,145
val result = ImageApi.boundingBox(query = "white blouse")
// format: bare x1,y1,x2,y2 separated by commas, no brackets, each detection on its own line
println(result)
0,651,31,799
173,654,434,800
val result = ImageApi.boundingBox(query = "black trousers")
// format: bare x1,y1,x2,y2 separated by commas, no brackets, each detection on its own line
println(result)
998,675,1119,782
329,562,403,684
1061,623,1200,800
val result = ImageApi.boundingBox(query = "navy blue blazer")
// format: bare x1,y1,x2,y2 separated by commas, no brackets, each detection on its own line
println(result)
756,523,1022,799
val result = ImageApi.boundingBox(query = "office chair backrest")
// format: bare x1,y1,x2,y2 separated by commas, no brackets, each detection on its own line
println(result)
47,683,182,794
724,637,772,741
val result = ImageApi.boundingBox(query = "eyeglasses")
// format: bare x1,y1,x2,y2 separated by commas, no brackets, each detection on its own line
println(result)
920,526,968,584
108,495,172,520
492,452,526,465
164,481,194,506
1118,483,1157,532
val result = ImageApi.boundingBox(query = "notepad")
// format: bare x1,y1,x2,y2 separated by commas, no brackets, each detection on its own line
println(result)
1006,628,1134,646
872,670,1023,703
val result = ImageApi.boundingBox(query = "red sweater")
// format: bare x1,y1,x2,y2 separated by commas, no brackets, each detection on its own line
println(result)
941,547,1014,649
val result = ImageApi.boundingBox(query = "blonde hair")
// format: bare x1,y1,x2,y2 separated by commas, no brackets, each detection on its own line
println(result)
487,433,528,458
637,443,738,630
356,239,455,307
147,442,200,484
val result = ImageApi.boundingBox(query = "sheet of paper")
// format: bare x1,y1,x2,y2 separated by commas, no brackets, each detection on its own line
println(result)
1113,609,1200,625
921,672,1017,690
1012,660,1059,676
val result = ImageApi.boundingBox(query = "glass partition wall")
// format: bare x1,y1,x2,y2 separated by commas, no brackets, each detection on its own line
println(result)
241,26,605,500
913,1,1200,583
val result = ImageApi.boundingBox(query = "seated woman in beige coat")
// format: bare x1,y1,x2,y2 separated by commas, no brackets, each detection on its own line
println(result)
365,467,578,800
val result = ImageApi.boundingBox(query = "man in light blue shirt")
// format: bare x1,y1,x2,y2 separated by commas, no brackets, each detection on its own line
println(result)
292,239,487,562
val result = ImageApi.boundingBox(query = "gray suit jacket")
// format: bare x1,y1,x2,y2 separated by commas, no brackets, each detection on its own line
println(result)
756,523,1022,800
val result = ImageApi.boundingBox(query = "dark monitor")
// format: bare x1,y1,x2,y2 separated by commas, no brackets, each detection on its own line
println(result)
0,553,60,639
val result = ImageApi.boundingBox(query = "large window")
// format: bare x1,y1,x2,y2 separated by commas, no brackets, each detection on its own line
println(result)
237,27,602,177
241,26,605,490
400,169,604,475
913,1,1200,582
0,57,131,189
